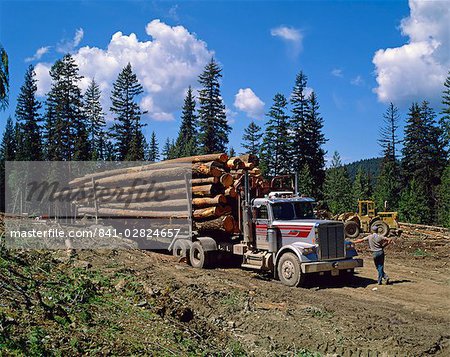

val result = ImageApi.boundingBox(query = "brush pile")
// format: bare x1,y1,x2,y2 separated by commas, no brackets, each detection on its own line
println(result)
55,153,269,236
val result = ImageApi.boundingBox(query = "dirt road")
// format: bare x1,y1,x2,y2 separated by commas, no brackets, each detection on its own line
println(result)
80,239,450,356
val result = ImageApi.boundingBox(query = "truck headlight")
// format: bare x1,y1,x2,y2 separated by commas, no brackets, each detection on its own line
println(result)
301,247,316,255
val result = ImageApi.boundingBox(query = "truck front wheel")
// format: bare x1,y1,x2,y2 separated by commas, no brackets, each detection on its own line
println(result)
189,241,210,269
277,252,304,287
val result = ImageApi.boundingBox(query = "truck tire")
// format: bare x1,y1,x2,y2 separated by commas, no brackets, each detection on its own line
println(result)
277,252,304,287
172,239,191,263
370,220,390,237
189,241,210,269
344,221,360,238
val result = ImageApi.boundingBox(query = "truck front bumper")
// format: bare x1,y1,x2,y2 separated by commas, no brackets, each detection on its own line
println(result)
300,258,363,274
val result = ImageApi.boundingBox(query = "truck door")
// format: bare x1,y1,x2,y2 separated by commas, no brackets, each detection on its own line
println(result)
255,204,270,250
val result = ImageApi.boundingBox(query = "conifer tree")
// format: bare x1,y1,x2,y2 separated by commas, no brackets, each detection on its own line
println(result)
352,166,371,207
374,146,400,211
241,121,263,156
110,63,146,161
15,65,42,161
228,147,236,158
43,54,88,160
0,116,16,161
0,116,15,212
398,178,429,224
260,94,291,176
0,45,8,111
378,102,401,162
290,71,309,174
84,78,106,160
440,71,450,150
323,151,353,214
298,164,314,197
174,86,198,157
436,165,450,228
401,101,447,222
197,58,230,153
147,131,159,162
305,91,327,196
162,138,176,160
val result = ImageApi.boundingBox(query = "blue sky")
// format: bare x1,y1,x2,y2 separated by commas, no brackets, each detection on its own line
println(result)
1,0,449,163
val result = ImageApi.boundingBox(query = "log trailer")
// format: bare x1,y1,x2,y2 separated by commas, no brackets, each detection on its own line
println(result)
171,173,363,287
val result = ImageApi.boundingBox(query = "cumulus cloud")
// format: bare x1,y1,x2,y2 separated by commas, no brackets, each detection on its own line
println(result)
271,26,303,56
331,68,343,78
57,28,84,53
234,88,265,119
35,20,213,121
373,0,450,104
25,46,50,62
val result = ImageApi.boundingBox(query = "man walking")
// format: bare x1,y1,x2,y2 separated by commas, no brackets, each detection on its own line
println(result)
354,225,393,285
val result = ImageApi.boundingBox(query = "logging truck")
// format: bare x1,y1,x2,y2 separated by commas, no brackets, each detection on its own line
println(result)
171,172,363,287
54,154,363,287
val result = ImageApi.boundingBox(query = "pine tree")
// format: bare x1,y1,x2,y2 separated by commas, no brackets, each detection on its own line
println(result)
43,54,89,160
398,178,430,224
162,138,175,160
241,121,263,155
197,58,230,154
305,91,327,197
228,147,236,158
401,101,447,222
323,151,353,214
298,164,314,197
174,86,198,157
0,45,8,111
440,71,450,151
84,78,106,160
290,71,309,174
378,102,401,162
110,63,146,161
0,116,16,161
260,94,291,176
374,148,400,211
147,131,160,162
0,116,16,212
15,65,42,161
436,165,450,228
352,166,371,208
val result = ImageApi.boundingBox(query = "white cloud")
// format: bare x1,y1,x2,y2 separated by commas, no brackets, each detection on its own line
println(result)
57,28,84,53
331,68,343,78
35,20,213,121
25,46,50,62
351,75,364,86
270,26,303,56
234,88,265,119
373,0,450,104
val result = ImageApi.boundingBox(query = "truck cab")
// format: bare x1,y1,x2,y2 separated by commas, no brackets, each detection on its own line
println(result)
240,192,363,286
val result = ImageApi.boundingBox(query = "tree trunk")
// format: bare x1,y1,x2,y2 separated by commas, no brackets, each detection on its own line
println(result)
192,195,227,207
193,215,235,233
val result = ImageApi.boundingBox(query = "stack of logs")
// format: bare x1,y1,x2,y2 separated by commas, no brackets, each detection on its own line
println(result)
56,153,269,236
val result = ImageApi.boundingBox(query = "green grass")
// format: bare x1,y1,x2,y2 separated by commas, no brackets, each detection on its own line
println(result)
413,248,429,257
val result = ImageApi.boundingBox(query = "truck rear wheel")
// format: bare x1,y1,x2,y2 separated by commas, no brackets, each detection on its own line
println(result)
277,252,304,287
371,220,390,237
344,221,360,238
172,239,191,263
189,241,210,269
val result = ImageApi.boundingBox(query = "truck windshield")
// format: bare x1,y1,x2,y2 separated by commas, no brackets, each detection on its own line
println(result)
271,202,315,220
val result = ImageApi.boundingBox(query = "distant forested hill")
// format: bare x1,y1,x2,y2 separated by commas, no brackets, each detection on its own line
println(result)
343,157,382,181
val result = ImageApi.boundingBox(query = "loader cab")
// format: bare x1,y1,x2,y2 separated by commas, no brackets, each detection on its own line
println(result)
358,200,376,217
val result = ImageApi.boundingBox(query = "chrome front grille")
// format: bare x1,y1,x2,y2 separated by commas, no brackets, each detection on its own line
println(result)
317,223,345,260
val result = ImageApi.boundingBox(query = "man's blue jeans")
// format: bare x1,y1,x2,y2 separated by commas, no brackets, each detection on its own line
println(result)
372,251,388,284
